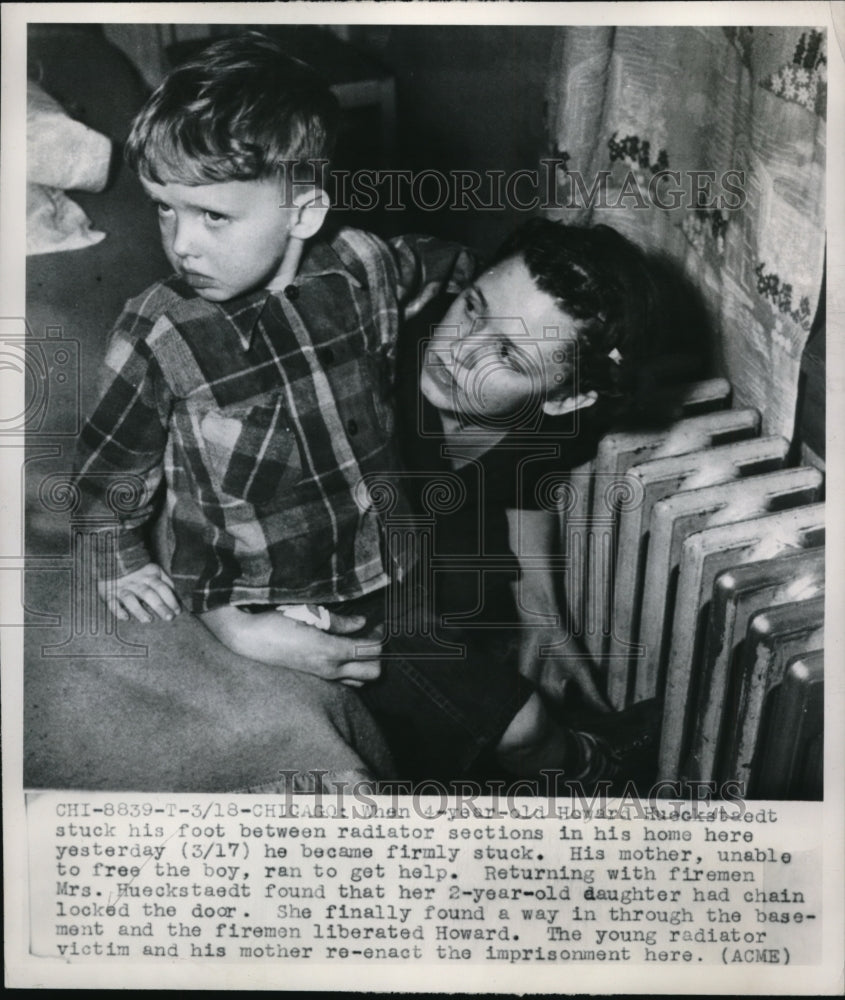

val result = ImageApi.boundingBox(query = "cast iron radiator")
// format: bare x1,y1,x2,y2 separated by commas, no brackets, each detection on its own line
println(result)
559,379,825,800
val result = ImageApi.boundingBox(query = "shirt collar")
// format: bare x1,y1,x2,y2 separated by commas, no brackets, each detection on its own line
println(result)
215,290,273,352
168,232,364,352
296,234,365,290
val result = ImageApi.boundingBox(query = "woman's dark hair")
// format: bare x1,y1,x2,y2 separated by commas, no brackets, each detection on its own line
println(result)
490,219,665,407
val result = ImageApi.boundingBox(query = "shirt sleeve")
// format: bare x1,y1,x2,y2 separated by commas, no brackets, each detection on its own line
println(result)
74,310,173,578
387,234,477,321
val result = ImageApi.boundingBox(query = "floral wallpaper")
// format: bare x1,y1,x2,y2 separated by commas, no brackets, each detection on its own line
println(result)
546,26,826,440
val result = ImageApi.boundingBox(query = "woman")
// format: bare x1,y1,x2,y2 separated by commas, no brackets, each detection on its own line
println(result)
356,219,670,792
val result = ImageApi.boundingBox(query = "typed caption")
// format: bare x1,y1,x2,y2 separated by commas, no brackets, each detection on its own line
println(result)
28,790,822,975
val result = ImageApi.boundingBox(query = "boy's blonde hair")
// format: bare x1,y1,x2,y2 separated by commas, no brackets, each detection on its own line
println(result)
125,32,338,187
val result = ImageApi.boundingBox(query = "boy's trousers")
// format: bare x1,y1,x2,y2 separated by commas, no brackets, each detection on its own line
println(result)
339,582,533,782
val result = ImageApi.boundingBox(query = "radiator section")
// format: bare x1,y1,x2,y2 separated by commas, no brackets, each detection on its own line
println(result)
563,385,825,800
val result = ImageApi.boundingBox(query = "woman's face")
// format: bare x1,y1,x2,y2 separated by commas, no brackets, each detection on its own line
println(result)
419,255,584,427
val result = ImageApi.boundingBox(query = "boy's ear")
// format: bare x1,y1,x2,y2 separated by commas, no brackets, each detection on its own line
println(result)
289,188,331,240
542,390,598,416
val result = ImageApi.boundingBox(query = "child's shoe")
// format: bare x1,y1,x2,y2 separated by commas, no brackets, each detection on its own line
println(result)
559,698,661,798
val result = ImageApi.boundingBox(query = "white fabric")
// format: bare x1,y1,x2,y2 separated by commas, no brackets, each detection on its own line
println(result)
278,604,333,631
26,80,112,255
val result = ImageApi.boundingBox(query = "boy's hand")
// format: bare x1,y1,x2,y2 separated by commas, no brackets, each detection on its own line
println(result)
99,563,182,623
519,626,610,713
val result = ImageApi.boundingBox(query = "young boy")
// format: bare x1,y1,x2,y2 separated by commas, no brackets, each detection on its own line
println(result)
75,33,474,688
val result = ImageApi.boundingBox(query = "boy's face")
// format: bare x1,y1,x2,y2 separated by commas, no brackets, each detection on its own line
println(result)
141,176,297,302
420,255,584,423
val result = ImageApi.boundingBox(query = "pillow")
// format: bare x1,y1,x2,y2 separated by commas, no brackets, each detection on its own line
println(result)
26,183,107,255
26,80,112,255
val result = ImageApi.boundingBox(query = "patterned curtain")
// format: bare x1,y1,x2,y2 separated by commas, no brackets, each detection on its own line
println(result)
545,26,826,440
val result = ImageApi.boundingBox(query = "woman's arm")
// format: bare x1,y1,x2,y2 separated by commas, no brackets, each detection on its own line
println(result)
506,505,610,712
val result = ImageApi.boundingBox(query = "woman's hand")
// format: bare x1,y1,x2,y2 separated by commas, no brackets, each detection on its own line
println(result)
506,507,611,712
199,604,383,687
518,625,610,713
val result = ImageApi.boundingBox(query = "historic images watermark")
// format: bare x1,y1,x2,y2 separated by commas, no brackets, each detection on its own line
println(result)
0,318,81,437
280,159,747,213
248,769,755,823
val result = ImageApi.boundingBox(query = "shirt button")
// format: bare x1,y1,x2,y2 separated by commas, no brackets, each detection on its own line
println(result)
347,419,359,435
284,284,299,301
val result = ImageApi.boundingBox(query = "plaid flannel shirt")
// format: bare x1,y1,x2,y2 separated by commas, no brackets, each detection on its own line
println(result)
75,227,475,612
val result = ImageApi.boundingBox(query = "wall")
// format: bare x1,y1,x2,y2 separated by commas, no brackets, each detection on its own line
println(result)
544,25,826,441
349,25,556,256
